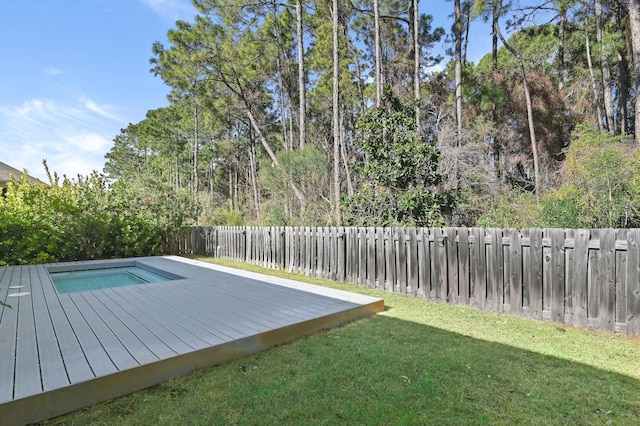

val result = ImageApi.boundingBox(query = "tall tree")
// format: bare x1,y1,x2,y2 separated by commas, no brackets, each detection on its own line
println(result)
332,0,342,224
595,0,615,133
455,0,464,134
296,0,307,148
373,0,383,107
494,18,542,203
412,0,421,128
630,0,640,139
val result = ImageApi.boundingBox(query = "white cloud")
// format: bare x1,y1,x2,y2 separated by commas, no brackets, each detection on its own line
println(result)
43,67,62,76
82,97,126,123
0,98,120,181
140,0,195,21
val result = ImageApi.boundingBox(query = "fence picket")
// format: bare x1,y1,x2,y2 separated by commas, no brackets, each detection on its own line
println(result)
458,228,470,306
627,229,640,335
550,228,565,324
599,228,616,332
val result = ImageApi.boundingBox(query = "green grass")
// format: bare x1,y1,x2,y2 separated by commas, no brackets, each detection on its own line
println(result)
42,257,640,425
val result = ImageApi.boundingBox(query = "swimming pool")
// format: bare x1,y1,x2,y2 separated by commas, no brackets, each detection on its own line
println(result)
50,265,177,294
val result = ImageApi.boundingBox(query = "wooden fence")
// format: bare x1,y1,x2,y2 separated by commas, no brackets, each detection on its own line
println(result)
172,226,640,336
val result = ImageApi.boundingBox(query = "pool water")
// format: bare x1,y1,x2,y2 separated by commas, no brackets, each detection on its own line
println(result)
51,266,174,294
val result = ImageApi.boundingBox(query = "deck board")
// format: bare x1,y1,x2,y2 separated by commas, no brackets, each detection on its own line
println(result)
31,266,69,392
14,267,42,399
0,266,17,402
0,256,383,425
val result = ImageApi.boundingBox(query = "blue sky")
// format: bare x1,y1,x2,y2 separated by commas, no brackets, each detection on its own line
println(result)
0,0,492,182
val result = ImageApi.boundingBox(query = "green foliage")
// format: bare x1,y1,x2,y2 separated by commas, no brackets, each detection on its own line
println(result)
475,191,541,228
343,90,452,227
259,146,331,225
477,126,640,229
199,206,245,226
0,168,193,266
539,185,587,228
562,125,640,228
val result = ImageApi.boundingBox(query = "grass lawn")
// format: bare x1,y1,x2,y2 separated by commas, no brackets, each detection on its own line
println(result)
42,256,640,425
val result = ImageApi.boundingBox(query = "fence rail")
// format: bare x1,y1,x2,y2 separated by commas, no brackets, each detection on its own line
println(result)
172,226,640,336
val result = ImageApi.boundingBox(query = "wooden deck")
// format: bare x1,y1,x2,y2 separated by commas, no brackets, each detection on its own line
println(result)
0,256,383,425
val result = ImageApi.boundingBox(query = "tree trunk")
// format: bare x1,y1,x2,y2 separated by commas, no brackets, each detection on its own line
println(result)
249,135,262,221
412,0,421,129
618,46,629,134
332,0,342,225
192,99,199,221
296,0,306,149
492,1,499,72
340,107,354,196
557,6,566,94
454,0,463,135
585,16,604,131
596,0,615,133
333,0,342,226
629,0,640,139
373,0,383,107
496,22,541,204
463,2,470,64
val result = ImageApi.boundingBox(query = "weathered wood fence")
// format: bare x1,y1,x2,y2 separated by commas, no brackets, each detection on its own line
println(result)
172,226,640,336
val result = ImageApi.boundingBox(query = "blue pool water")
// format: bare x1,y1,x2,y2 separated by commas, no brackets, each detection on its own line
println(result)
51,266,174,294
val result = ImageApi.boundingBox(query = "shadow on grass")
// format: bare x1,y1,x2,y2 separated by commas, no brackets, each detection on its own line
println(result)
44,312,640,426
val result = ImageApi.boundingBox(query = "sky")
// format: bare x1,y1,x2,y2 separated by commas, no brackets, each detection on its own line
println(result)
0,0,493,183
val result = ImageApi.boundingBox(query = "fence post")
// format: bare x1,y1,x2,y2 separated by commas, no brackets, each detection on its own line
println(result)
627,229,640,335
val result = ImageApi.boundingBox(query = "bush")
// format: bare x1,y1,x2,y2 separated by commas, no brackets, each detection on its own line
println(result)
475,191,540,228
0,169,193,266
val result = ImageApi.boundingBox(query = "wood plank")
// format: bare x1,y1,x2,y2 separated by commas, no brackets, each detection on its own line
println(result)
365,227,375,288
587,229,600,326
417,228,431,299
615,229,627,332
398,228,407,294
542,230,552,318
528,228,543,319
627,229,640,335
385,227,396,292
305,226,312,276
376,227,385,289
508,228,522,315
337,227,345,281
433,228,446,301
571,229,590,328
564,229,575,324
446,228,458,303
521,229,531,314
487,228,504,312
14,267,43,399
458,228,470,305
0,266,17,402
357,227,365,286
407,228,418,297
599,228,616,331
309,227,318,277
550,229,565,324
345,227,354,282
472,228,487,309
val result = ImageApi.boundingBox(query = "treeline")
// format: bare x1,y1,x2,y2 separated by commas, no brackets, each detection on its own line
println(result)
103,0,640,229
